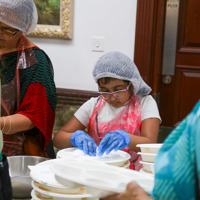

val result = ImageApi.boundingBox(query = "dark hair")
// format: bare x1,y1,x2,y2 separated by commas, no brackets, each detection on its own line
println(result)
97,77,134,93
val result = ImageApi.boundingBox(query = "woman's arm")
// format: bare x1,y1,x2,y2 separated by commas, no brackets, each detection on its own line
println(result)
128,118,160,152
53,116,86,149
0,114,35,134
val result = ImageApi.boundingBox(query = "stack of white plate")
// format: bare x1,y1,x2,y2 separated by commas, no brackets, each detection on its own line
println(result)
29,159,94,200
136,144,163,174
57,147,131,168
50,158,154,199
29,153,154,199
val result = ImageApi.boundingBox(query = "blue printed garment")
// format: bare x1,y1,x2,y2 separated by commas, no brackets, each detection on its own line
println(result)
152,100,200,200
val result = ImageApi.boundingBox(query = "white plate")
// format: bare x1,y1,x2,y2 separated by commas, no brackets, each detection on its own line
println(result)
136,144,162,153
139,169,154,177
29,159,83,190
51,159,154,198
57,147,131,167
140,161,154,174
32,181,93,199
31,189,52,200
137,152,156,163
121,160,130,168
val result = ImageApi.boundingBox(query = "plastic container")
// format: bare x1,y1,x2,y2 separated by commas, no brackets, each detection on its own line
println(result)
140,161,154,174
136,144,162,154
137,152,156,163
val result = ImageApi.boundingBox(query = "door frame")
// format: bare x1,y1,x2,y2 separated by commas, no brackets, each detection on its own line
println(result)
134,0,166,104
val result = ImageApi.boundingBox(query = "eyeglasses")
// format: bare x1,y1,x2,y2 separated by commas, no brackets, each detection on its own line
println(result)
0,27,19,36
98,83,130,100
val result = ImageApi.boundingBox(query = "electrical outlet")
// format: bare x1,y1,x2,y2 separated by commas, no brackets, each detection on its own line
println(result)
91,36,105,52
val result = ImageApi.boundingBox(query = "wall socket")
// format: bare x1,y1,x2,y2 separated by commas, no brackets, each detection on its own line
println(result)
91,36,105,52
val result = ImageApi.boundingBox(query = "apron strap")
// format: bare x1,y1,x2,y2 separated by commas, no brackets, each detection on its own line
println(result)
1,67,20,116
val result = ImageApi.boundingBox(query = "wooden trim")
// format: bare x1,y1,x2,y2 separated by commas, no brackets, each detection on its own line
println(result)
178,47,200,54
134,0,158,85
134,0,166,102
56,88,98,105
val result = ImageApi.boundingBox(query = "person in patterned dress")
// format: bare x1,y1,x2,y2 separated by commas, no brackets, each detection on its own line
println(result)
0,0,57,158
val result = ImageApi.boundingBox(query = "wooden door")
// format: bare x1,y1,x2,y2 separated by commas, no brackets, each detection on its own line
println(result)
134,0,200,127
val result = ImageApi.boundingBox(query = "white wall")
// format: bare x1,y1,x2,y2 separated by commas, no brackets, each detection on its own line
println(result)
29,0,137,91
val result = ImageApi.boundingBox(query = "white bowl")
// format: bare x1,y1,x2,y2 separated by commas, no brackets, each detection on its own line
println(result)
136,144,162,154
32,180,83,194
30,159,83,190
32,180,92,199
121,160,130,168
57,147,131,167
137,152,156,163
140,161,154,174
31,189,52,200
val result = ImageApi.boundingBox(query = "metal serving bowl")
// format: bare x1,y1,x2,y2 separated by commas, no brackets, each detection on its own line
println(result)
7,156,49,199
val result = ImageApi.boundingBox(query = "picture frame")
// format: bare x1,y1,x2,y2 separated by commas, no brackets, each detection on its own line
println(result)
29,0,74,39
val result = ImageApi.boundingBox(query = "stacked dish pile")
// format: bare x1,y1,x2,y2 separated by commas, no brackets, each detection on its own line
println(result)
136,144,163,174
57,147,131,168
50,158,155,199
29,147,155,199
29,159,94,200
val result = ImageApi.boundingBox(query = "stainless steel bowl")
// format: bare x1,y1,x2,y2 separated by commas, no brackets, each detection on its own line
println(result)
7,156,49,199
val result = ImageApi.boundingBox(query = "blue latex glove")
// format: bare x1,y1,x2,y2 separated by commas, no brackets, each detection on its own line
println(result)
97,130,131,157
71,130,97,156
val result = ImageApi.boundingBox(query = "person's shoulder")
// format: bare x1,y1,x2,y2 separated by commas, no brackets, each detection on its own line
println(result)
31,47,54,72
33,47,50,62
83,97,99,107
74,96,99,126
140,95,156,105
77,97,99,113
139,95,161,121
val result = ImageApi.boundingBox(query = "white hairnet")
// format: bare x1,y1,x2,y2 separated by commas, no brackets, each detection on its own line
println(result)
0,0,38,34
93,51,152,95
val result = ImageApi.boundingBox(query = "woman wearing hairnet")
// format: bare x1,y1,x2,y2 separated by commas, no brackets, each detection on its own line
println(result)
0,0,57,158
53,51,161,170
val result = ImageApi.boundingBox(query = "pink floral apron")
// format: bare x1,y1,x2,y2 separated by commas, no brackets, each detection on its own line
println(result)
88,94,142,171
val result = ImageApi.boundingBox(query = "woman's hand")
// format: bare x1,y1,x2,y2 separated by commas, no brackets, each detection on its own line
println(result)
100,182,153,200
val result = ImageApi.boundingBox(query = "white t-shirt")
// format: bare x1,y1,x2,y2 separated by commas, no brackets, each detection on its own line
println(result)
74,95,161,127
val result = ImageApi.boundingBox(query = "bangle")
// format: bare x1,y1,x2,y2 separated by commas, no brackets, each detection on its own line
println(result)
1,117,5,132
5,116,12,134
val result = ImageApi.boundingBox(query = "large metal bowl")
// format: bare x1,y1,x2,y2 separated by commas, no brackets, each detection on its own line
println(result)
7,156,49,199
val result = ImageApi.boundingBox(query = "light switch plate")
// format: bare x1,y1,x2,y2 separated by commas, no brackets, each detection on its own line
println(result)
91,36,105,52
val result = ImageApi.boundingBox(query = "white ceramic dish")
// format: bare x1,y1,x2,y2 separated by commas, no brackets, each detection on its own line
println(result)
32,180,93,199
56,147,131,167
29,159,83,191
140,161,154,174
137,152,156,163
136,144,162,154
121,160,130,168
139,169,154,177
51,159,154,198
31,189,52,200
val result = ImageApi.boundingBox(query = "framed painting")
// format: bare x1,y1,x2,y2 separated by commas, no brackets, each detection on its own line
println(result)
29,0,74,39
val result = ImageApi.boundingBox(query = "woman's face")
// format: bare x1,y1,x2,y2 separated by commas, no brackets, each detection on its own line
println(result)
0,22,21,49
98,78,132,108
